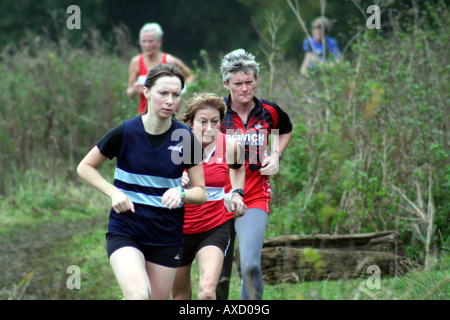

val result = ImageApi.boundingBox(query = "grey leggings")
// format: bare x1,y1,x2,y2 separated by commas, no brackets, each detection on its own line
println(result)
235,208,269,300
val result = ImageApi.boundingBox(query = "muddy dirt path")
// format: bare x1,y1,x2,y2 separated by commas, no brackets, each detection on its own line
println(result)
0,216,105,299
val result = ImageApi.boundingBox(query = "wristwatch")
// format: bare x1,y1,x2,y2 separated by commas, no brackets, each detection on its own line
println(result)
231,189,245,198
273,151,283,160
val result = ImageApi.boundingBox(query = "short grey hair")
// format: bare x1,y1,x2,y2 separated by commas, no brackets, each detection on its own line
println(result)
220,49,260,82
139,23,164,41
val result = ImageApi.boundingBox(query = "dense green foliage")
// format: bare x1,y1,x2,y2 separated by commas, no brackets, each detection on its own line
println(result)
0,0,259,63
192,3,449,263
267,4,449,263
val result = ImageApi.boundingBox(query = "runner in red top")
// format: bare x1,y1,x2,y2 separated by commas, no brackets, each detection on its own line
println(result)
172,93,246,300
217,49,293,300
127,23,196,114
182,132,228,234
135,53,168,114
221,96,292,216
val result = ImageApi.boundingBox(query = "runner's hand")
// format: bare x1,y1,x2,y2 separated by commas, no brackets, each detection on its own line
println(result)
181,171,191,188
225,193,247,217
259,153,279,176
162,187,183,209
111,190,135,214
231,193,246,218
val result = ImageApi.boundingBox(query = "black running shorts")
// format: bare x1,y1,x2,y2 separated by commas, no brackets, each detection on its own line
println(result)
106,235,182,268
180,220,231,267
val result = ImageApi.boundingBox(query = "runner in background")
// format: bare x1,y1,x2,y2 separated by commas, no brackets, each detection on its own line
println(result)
300,16,340,75
127,23,196,114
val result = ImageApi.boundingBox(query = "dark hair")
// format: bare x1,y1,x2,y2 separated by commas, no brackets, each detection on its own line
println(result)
181,92,227,124
144,63,185,90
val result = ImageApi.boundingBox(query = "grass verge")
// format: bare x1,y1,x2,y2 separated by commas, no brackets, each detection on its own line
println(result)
0,174,448,300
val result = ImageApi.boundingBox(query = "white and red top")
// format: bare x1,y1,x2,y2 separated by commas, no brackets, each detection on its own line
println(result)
183,133,229,234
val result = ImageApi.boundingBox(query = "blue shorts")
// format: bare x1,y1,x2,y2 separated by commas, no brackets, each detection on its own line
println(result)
106,235,182,268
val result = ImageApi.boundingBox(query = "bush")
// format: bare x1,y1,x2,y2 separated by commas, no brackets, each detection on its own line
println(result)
265,3,449,263
0,27,136,194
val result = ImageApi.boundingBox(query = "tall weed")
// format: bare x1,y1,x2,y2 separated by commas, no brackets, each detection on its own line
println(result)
0,27,136,194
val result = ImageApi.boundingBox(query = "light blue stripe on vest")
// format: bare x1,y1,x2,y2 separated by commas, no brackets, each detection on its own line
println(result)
115,168,182,189
206,186,225,201
120,189,183,208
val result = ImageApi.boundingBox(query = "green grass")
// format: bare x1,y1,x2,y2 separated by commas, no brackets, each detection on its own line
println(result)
1,173,448,300
59,230,450,300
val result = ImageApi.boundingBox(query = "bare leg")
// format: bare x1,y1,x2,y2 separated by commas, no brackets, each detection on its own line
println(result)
196,245,224,300
172,264,192,300
146,262,179,300
109,246,150,300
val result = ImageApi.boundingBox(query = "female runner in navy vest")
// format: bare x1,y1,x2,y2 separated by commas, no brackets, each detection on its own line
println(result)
77,63,206,300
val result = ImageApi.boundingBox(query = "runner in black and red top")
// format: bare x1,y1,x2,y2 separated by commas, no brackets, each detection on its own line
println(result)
217,49,293,300
221,96,292,214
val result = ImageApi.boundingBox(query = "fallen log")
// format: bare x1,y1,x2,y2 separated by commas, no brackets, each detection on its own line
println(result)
235,231,409,284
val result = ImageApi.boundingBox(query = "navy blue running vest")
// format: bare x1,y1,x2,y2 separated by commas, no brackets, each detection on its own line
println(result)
106,116,197,246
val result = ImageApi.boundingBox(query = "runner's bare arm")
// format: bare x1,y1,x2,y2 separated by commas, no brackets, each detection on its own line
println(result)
77,146,135,213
